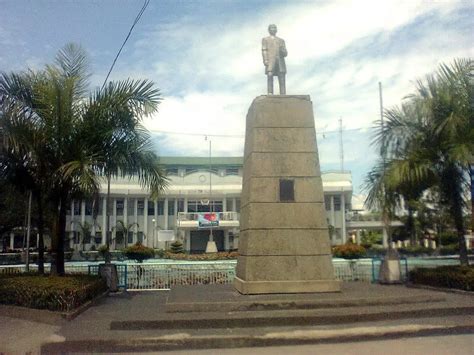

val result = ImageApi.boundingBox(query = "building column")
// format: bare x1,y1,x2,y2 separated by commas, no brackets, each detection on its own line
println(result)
10,232,14,250
341,193,346,244
154,199,158,248
144,198,149,247
124,197,128,227
81,200,86,225
356,230,361,245
224,230,230,251
102,198,107,245
223,198,227,212
184,197,188,213
174,198,178,227
164,198,169,230
330,195,335,226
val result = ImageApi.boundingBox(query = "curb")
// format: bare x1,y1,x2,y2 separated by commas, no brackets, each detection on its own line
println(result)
110,306,474,330
406,283,474,296
40,324,474,353
0,290,109,324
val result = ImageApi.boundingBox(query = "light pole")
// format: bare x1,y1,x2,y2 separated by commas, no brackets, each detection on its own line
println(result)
205,136,217,253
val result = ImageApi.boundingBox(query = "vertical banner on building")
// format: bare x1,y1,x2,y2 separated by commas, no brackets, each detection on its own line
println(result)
198,212,219,228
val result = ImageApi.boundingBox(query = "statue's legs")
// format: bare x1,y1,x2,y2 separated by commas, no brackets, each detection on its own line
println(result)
278,74,286,95
267,73,274,95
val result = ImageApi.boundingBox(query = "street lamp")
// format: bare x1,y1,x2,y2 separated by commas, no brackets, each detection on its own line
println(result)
152,218,156,249
205,136,217,253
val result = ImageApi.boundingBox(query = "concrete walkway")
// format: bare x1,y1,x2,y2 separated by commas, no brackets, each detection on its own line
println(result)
1,282,473,353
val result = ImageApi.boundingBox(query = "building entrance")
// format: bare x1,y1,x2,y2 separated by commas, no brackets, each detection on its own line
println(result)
190,230,224,253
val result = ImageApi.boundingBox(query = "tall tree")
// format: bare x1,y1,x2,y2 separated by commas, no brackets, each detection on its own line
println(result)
366,58,473,265
0,43,167,274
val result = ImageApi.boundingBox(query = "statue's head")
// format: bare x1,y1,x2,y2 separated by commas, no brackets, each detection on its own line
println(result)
268,24,277,35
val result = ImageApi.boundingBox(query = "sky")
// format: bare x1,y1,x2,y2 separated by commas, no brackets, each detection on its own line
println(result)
1,0,473,194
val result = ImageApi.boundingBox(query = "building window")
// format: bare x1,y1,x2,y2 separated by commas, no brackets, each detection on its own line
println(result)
225,168,239,176
157,200,164,215
185,168,198,175
116,199,124,216
137,232,144,244
137,199,144,215
177,199,185,213
148,201,155,216
166,168,178,176
73,231,80,244
324,196,331,211
168,199,175,215
85,201,93,216
334,196,341,211
235,199,241,213
73,200,81,215
94,232,102,244
127,231,134,244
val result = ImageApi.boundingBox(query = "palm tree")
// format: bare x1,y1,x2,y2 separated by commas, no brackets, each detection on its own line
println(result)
366,58,473,265
113,220,139,249
0,43,167,274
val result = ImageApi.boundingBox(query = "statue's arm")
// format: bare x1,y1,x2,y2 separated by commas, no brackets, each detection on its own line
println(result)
262,38,268,65
280,40,287,58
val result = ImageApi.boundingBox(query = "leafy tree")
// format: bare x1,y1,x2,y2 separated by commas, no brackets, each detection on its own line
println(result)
365,58,473,265
113,220,139,248
0,43,167,274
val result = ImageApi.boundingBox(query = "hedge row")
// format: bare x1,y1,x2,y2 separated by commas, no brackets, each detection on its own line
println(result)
0,274,107,312
163,251,239,261
332,244,366,259
409,266,474,291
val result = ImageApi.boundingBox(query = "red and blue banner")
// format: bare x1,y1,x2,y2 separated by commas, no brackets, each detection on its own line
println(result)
198,212,219,228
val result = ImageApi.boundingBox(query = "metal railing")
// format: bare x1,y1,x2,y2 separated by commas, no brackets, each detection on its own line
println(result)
177,212,239,221
0,257,466,290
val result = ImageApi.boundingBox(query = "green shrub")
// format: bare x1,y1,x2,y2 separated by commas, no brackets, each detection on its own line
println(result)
123,243,154,263
439,231,458,246
170,241,184,254
365,244,386,257
439,244,459,255
154,248,166,258
409,266,474,291
164,251,239,261
398,245,433,256
97,245,109,258
0,274,107,312
332,244,366,259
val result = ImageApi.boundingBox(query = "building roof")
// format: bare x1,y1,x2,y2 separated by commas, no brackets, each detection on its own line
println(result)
158,156,243,166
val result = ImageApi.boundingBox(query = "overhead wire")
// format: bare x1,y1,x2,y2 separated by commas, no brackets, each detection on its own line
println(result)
147,125,373,139
100,0,150,91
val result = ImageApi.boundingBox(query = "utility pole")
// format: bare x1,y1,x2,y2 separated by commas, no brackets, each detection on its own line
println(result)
379,82,390,249
339,117,344,172
25,191,32,272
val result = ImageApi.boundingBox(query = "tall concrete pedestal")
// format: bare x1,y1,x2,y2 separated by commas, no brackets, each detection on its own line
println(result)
234,95,341,294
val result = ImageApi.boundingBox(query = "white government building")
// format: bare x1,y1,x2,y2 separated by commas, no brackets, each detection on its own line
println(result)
63,157,354,253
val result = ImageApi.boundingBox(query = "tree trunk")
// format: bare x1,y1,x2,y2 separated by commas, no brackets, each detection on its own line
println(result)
453,200,469,266
407,206,416,246
36,193,45,275
51,196,67,275
105,174,112,263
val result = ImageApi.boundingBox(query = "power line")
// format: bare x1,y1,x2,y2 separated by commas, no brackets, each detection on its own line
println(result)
147,125,373,138
101,0,150,91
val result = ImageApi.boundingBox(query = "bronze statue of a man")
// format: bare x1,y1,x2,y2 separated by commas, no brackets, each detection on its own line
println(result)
262,24,287,95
